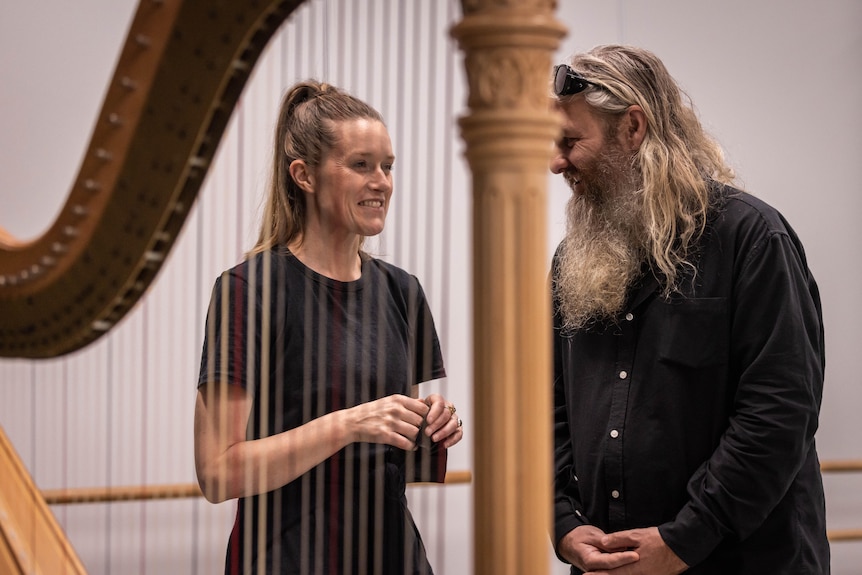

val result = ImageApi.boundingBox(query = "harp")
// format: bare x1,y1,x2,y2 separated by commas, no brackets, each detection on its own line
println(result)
0,1,565,573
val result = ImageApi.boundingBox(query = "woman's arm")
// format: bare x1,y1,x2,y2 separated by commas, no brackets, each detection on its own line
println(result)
194,382,431,503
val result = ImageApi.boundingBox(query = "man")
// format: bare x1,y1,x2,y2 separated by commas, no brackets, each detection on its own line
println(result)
549,45,829,574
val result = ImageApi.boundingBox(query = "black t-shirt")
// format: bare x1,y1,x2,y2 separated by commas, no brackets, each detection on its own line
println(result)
198,249,446,575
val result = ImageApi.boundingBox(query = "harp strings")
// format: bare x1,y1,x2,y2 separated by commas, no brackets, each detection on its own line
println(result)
0,0,466,572
201,1,460,572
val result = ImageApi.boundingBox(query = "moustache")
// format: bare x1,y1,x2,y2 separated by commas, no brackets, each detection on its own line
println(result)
563,170,580,189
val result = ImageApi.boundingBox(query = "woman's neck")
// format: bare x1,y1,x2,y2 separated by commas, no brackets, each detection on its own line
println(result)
287,235,362,282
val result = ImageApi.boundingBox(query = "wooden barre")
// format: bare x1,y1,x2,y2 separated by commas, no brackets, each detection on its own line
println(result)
41,470,473,505
38,467,862,543
820,461,862,541
820,459,862,473
40,459,862,505
43,482,202,505
828,529,862,542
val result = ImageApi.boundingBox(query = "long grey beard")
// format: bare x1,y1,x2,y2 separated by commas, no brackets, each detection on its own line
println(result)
555,189,646,332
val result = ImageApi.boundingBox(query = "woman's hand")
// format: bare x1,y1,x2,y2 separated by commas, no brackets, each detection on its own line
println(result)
345,394,430,451
420,393,464,448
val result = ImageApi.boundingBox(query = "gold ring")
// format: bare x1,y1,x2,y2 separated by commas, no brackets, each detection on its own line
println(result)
447,404,456,416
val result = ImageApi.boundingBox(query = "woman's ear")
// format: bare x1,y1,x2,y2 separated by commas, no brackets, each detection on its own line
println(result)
621,105,647,152
289,159,315,193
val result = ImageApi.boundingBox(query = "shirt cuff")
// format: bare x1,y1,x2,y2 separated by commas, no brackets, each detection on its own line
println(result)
554,506,588,562
658,503,725,568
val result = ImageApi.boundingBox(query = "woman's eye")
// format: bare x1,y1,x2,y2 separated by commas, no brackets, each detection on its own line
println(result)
383,163,394,173
354,160,368,169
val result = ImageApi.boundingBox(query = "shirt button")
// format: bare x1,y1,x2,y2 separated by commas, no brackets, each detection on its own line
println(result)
610,429,619,439
625,312,634,321
619,371,628,379
611,490,620,499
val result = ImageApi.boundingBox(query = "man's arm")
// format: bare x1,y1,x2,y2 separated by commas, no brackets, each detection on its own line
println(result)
659,229,825,566
552,296,590,550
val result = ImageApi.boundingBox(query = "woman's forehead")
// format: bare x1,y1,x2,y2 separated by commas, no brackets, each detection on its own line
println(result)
331,118,393,151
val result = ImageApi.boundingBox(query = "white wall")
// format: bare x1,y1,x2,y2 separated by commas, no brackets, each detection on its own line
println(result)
1,1,860,574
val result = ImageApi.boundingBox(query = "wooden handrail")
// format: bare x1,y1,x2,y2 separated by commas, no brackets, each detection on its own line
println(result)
39,461,862,544
42,483,203,505
820,459,862,473
828,529,862,542
41,470,473,506
40,459,862,501
820,459,862,542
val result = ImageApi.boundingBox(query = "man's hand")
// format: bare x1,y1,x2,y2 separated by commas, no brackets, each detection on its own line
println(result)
587,527,688,575
557,525,639,572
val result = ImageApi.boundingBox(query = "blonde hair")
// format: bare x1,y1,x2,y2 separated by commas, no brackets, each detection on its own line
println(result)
563,45,736,293
249,81,384,256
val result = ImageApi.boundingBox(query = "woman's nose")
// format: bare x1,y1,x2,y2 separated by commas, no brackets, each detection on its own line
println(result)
371,167,391,190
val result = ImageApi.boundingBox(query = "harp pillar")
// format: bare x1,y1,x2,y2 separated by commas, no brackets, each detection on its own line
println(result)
452,2,566,573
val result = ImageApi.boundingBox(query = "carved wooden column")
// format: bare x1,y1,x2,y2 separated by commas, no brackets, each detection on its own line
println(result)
451,2,566,573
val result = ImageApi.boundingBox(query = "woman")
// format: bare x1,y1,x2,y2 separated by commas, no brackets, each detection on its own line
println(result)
194,81,463,574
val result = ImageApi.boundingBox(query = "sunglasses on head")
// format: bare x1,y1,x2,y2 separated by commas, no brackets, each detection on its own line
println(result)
553,64,601,96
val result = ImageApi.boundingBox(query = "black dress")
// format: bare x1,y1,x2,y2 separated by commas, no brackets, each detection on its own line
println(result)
198,249,447,575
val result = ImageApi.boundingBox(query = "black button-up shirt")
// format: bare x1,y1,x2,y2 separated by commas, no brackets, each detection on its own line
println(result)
553,185,829,574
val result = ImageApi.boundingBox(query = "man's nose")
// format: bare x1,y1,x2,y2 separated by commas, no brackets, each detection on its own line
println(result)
549,151,571,175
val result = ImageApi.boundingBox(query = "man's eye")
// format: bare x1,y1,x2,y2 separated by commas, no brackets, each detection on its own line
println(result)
383,163,394,173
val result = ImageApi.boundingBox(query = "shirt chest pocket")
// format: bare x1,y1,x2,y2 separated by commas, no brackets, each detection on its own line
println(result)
654,297,729,369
